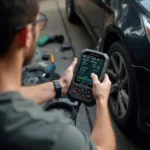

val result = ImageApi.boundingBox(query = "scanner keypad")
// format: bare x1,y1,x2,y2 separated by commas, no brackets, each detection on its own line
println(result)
70,85,94,103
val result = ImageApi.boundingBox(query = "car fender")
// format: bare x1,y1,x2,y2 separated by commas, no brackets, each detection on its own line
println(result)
99,25,140,121
100,25,129,55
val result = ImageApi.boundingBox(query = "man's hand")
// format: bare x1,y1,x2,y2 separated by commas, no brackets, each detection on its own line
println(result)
59,58,77,95
21,58,77,104
90,73,116,150
91,73,111,106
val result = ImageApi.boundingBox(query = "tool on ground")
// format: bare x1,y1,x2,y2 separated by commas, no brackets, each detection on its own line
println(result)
50,53,55,63
34,47,41,59
42,53,56,77
38,35,64,47
22,67,60,86
45,63,56,75
60,43,71,52
38,61,48,67
42,55,50,61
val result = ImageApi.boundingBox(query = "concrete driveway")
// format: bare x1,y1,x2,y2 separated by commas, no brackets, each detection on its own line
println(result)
38,0,149,149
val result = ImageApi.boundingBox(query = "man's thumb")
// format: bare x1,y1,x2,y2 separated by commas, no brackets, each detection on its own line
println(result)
68,58,77,70
91,73,98,82
103,74,110,83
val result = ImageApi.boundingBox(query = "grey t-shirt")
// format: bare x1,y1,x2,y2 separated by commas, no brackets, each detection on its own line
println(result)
0,91,97,150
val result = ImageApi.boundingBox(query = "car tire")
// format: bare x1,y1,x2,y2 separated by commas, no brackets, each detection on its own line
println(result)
107,42,137,130
66,0,80,24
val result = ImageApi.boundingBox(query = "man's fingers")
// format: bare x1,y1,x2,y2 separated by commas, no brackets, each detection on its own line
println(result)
103,74,110,83
91,73,99,82
68,58,78,71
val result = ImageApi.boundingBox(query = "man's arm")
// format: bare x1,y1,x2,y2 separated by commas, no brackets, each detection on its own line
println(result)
20,82,56,104
55,73,116,150
20,79,66,104
91,103,116,150
20,58,78,104
90,74,116,150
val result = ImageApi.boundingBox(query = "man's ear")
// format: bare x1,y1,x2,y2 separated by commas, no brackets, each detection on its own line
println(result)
19,25,32,49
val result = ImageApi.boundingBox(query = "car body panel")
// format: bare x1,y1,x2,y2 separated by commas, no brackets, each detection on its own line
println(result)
76,0,104,38
75,0,98,42
76,0,150,63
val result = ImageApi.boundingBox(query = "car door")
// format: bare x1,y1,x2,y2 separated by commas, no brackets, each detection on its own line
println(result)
76,0,106,40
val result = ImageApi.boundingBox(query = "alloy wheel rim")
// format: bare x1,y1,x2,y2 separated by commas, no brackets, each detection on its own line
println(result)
107,52,129,119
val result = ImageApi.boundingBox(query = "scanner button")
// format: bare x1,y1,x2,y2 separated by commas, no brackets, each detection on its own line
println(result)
87,90,92,94
88,99,92,102
72,90,76,95
75,87,79,90
82,94,86,98
87,95,91,99
77,93,80,97
80,88,85,92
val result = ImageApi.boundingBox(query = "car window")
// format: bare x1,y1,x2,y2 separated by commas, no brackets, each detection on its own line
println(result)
137,0,150,13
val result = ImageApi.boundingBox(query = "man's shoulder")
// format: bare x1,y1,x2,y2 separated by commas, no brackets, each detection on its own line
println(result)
0,91,72,124
0,91,74,149
55,124,97,150
0,91,22,102
0,91,97,150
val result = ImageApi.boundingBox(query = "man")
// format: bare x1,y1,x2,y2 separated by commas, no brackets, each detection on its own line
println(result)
0,0,116,150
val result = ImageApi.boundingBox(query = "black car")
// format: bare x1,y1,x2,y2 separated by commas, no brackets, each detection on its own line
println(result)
66,0,150,134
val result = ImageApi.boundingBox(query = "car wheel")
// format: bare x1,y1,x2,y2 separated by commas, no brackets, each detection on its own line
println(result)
66,0,80,24
107,42,137,130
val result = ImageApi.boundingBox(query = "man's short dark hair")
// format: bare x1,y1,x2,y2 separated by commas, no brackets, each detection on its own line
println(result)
0,0,39,56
